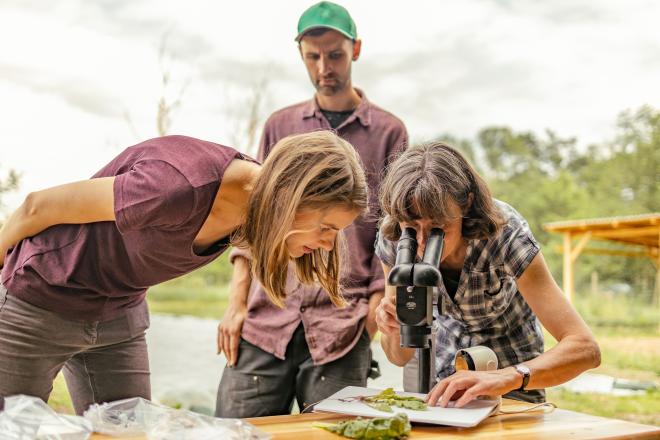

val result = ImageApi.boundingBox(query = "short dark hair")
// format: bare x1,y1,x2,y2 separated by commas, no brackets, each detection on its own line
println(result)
303,28,332,38
379,141,505,241
298,27,354,43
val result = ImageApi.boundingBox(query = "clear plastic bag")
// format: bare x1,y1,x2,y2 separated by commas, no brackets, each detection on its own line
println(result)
84,397,271,440
0,395,92,440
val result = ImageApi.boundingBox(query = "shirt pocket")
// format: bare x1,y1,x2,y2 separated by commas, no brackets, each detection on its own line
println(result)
462,266,516,329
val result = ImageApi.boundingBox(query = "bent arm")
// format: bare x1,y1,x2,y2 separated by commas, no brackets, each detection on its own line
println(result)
379,263,416,366
427,251,601,408
0,177,116,267
509,251,601,390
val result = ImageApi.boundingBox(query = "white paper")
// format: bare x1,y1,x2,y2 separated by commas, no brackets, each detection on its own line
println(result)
314,386,499,428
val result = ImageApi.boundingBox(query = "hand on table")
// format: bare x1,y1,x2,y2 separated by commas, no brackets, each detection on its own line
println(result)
426,367,521,408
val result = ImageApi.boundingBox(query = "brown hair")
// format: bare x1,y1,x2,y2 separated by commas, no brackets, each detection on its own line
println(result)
379,141,504,242
300,28,355,42
234,131,367,308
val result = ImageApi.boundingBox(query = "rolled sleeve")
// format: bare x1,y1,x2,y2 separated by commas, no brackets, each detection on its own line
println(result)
504,231,540,279
229,246,252,264
496,202,541,279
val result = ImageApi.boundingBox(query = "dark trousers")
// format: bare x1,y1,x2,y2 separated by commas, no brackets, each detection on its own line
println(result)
0,286,151,415
215,324,371,417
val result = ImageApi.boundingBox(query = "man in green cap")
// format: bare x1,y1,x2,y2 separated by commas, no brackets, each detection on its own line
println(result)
215,1,408,417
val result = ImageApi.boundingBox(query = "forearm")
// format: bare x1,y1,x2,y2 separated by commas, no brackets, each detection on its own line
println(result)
1,179,115,268
380,332,415,366
0,194,47,266
512,252,601,391
515,334,601,391
228,256,252,307
365,291,383,337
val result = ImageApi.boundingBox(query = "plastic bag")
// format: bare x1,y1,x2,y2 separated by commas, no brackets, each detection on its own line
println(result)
0,395,92,440
84,397,270,439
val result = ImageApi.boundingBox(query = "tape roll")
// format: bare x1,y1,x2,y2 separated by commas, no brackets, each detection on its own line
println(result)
454,346,498,371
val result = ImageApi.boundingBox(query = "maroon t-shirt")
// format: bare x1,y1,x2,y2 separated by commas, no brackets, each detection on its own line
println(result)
1,135,246,321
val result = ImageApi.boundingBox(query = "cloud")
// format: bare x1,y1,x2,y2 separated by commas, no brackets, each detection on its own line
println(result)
0,63,122,118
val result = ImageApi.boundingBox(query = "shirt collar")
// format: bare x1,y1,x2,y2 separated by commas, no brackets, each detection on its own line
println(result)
302,88,371,128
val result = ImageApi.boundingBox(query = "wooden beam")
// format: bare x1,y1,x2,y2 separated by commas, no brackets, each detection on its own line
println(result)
543,214,660,233
570,232,592,262
553,246,659,258
590,226,660,240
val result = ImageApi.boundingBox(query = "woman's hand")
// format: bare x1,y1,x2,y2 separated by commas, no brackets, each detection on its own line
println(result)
217,302,247,366
426,367,521,408
375,294,400,336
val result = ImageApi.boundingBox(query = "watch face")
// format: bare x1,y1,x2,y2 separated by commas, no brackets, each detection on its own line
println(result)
517,364,531,375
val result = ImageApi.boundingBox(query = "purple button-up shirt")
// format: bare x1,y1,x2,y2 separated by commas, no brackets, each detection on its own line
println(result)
232,89,408,365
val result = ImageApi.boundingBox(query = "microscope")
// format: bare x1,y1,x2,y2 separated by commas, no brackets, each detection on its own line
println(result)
387,227,444,394
388,227,500,395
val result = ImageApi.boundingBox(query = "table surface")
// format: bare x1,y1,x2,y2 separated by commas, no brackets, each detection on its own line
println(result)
91,398,660,440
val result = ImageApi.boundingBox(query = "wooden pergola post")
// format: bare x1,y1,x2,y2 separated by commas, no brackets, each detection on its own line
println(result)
656,229,660,309
562,232,592,303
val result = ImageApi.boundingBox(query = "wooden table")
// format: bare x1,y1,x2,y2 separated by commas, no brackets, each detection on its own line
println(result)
91,399,660,439
246,399,660,439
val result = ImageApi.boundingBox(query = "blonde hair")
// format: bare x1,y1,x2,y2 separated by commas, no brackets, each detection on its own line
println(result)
234,131,367,308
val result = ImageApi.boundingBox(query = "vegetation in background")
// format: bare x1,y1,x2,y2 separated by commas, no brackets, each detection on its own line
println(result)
0,167,19,215
468,105,659,295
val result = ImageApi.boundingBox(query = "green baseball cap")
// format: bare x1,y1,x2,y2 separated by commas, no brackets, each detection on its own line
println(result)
295,1,357,42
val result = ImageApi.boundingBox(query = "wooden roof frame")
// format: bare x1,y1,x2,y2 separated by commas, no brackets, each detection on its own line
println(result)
543,213,660,303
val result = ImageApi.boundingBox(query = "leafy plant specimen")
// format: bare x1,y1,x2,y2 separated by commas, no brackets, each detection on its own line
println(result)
313,413,411,439
345,388,428,413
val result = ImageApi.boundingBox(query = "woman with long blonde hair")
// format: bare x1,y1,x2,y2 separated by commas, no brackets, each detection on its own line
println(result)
0,130,367,414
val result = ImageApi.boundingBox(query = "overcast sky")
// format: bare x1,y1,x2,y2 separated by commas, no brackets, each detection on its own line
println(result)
1,0,659,211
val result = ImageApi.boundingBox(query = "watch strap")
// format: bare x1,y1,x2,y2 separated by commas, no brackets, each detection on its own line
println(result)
514,364,531,391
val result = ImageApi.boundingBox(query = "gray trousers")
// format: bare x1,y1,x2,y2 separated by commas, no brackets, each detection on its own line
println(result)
215,324,371,418
0,286,151,415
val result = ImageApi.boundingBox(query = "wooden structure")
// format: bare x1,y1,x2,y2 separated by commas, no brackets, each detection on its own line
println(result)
90,398,660,439
544,213,660,303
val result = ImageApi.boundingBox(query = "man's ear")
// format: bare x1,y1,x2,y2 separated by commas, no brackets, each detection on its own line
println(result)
298,44,304,60
352,39,362,61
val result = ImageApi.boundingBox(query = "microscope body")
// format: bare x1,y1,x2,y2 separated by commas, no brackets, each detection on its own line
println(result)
388,227,501,397
388,227,444,392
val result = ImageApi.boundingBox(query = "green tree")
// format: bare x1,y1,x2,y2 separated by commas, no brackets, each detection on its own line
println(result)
471,106,659,298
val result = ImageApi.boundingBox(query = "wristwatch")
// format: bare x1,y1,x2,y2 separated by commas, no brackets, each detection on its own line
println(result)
514,364,531,391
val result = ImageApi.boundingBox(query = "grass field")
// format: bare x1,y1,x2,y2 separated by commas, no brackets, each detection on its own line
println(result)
47,284,659,426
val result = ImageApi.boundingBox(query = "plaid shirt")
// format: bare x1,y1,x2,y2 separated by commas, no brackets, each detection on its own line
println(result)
376,200,545,402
